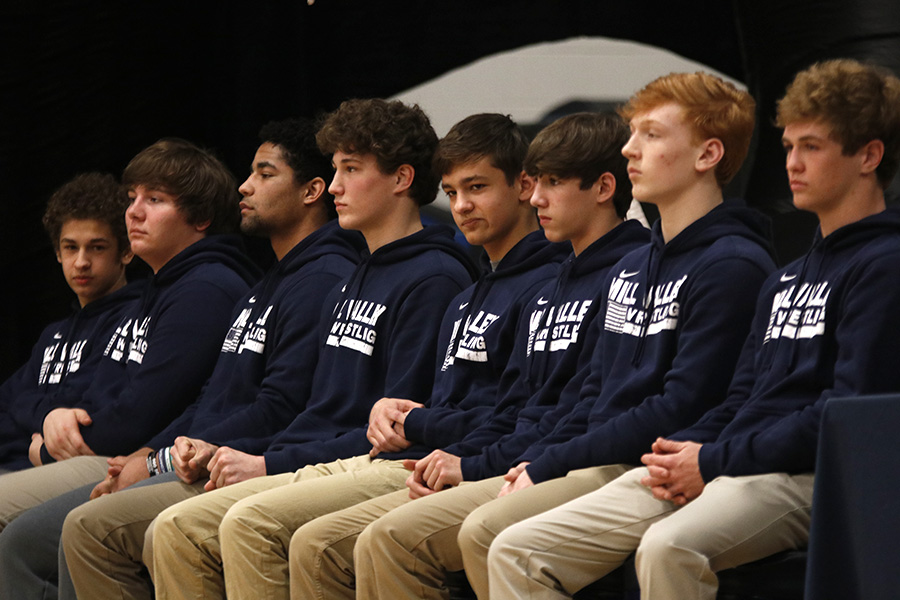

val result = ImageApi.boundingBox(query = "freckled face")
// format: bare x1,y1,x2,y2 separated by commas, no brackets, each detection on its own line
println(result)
621,103,703,205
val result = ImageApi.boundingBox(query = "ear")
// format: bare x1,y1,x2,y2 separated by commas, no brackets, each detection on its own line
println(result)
120,248,135,266
517,172,535,203
194,220,211,233
595,172,617,206
302,177,327,206
859,139,885,176
393,164,415,195
695,138,725,175
55,248,62,264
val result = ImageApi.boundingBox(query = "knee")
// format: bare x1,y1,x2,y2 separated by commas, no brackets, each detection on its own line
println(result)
457,504,493,558
636,519,698,567
289,522,321,571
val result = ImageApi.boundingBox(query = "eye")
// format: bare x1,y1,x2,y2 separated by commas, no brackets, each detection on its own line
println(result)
548,176,560,186
444,189,457,198
469,184,485,192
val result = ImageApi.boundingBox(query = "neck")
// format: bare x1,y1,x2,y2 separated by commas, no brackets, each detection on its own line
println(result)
271,213,329,261
572,211,623,256
653,180,723,243
483,219,539,263
819,182,886,237
363,203,423,253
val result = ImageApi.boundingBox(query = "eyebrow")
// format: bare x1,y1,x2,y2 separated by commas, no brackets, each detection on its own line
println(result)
782,134,827,144
253,160,278,171
60,237,110,245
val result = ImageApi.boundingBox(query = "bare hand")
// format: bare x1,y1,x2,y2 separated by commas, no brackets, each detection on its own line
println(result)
29,433,44,466
498,462,532,497
172,436,219,484
402,451,462,499
90,449,152,500
42,408,95,460
205,447,266,491
640,438,705,505
367,397,423,455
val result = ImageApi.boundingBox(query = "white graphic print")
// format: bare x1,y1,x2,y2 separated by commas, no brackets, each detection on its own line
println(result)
127,317,152,364
104,318,133,362
604,272,687,337
326,299,388,356
441,310,500,370
38,338,89,385
238,305,273,355
527,300,593,356
764,281,829,342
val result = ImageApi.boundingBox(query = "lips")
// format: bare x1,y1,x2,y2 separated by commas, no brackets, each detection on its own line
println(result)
459,218,482,229
789,180,807,191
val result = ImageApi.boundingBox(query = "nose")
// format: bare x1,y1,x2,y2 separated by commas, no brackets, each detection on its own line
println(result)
328,172,342,196
451,192,474,216
785,148,802,173
530,181,548,208
125,197,142,221
74,248,90,269
238,175,253,197
622,132,638,159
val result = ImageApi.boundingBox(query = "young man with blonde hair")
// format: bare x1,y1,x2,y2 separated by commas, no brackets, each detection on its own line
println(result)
490,59,900,600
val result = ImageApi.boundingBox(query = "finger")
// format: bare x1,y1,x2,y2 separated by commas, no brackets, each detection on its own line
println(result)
74,409,93,426
402,459,418,472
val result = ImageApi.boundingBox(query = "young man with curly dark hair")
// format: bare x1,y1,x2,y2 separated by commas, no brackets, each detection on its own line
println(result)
0,173,138,474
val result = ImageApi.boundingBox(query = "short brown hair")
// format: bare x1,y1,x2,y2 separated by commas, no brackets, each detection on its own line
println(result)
122,138,240,235
432,113,529,185
316,99,439,206
776,59,900,188
525,113,632,218
43,172,130,253
619,72,756,187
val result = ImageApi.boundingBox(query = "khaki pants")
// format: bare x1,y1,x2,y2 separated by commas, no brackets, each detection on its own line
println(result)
0,456,109,532
289,464,629,600
61,474,204,600
148,455,410,600
488,467,814,600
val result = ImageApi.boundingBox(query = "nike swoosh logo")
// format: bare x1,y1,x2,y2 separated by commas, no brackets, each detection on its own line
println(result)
537,297,549,305
248,296,257,303
619,270,639,278
53,333,62,339
459,302,469,310
780,273,797,282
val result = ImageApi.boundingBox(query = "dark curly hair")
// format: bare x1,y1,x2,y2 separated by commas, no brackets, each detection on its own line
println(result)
316,99,439,206
259,118,336,218
122,138,240,235
433,113,529,185
526,113,632,218
43,172,131,252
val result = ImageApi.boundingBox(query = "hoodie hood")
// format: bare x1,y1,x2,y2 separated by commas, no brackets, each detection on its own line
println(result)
154,234,260,288
367,225,479,277
276,220,365,278
651,203,774,260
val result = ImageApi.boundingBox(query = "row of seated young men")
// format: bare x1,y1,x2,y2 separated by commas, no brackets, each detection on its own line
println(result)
0,59,898,600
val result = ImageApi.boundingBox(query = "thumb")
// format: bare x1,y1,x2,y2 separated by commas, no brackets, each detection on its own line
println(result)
74,409,93,426
402,459,418,472
654,437,679,452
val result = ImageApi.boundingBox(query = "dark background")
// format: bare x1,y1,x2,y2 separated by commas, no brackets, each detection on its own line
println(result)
2,0,899,380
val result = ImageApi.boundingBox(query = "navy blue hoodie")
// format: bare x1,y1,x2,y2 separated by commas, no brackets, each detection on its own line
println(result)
40,235,259,463
262,225,477,474
0,283,141,470
522,204,775,484
668,209,900,480
444,220,651,481
144,222,365,453
382,229,568,460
